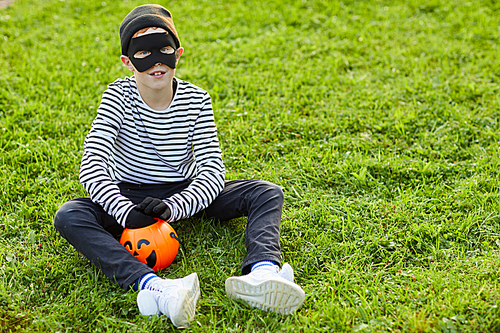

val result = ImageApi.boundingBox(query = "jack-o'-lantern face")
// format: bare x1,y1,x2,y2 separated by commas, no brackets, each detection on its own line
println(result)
123,239,157,268
120,220,180,272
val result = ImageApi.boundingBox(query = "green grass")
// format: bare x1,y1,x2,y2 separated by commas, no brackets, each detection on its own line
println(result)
1,0,500,331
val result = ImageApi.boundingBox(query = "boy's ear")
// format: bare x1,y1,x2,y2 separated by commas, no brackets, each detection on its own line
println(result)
120,55,135,72
176,47,184,64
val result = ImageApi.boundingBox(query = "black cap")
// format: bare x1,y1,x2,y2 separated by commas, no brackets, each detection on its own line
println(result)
120,4,180,56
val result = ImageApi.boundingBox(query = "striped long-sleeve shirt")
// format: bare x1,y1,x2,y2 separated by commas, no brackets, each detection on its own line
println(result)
79,76,225,227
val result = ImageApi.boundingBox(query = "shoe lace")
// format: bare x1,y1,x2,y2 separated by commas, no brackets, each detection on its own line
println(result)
148,280,171,292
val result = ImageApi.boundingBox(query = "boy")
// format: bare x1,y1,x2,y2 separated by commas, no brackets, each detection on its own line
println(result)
54,4,305,328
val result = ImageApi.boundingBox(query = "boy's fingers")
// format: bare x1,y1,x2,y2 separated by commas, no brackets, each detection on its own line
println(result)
141,197,166,215
159,207,171,221
143,200,159,214
152,202,167,213
136,197,154,211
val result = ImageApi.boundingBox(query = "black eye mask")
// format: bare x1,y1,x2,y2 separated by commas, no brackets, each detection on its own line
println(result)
127,33,177,72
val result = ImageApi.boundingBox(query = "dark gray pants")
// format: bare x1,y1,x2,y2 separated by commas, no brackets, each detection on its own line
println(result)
54,179,283,290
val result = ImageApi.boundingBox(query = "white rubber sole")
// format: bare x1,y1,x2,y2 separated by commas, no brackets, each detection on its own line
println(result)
170,273,200,328
225,275,305,314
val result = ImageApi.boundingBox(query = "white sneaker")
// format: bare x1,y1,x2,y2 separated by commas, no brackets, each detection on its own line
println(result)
225,264,305,314
137,272,200,328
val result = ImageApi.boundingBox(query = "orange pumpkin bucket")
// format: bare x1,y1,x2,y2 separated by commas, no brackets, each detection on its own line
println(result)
120,219,179,272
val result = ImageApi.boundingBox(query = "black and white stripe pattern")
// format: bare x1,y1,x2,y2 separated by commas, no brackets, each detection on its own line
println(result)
79,76,225,227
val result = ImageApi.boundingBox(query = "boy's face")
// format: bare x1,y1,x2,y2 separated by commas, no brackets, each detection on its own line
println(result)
120,29,183,92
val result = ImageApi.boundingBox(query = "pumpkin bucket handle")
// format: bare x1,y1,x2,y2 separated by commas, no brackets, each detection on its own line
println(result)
170,231,186,256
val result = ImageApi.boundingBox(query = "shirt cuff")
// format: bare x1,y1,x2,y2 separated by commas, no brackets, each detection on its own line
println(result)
162,200,178,223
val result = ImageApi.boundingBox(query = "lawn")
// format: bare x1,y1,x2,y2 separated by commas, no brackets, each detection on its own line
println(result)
1,0,500,331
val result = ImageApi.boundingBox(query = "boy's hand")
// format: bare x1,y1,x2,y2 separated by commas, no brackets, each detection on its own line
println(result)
125,209,157,229
136,197,171,221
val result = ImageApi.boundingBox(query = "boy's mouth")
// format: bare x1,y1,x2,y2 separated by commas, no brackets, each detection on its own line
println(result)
149,70,166,77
